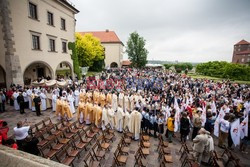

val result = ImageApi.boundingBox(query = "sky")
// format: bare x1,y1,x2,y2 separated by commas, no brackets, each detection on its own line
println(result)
69,0,250,63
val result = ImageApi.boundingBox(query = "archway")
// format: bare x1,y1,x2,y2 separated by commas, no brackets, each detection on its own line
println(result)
0,65,6,88
23,61,54,85
55,61,73,80
110,62,118,68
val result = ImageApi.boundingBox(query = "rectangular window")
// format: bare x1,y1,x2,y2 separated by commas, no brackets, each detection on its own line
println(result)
242,58,245,63
32,35,40,50
62,41,67,53
47,12,54,26
49,39,55,52
29,2,38,19
61,18,66,30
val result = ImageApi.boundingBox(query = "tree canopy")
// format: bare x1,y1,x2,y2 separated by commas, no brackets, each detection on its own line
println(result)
163,63,193,73
196,61,250,81
126,32,148,68
75,33,105,68
68,42,81,78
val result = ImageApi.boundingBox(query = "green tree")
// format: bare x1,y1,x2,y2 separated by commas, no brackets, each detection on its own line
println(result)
75,33,105,70
68,42,81,79
163,64,173,69
126,32,148,68
196,61,250,81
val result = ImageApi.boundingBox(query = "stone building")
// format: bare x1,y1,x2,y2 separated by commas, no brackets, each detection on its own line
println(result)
0,0,79,88
232,39,250,64
79,30,124,68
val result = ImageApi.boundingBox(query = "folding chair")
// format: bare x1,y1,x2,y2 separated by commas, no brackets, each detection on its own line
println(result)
113,148,128,166
92,143,105,161
83,152,100,167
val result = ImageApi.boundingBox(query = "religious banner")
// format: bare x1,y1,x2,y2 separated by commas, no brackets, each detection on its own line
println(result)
214,108,225,137
240,116,248,139
211,101,216,113
174,108,180,132
230,119,240,146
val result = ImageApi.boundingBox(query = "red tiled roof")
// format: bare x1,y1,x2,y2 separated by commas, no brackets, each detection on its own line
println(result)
236,50,250,55
122,60,131,66
235,39,250,45
78,30,123,44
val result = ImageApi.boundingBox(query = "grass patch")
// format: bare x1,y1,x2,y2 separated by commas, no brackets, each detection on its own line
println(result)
187,73,250,85
86,71,100,76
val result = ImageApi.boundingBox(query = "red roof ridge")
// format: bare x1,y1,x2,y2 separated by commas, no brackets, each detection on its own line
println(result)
78,30,123,45
235,39,250,45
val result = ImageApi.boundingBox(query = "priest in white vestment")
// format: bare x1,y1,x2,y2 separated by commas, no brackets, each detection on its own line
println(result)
123,109,131,131
52,91,57,112
118,91,124,109
130,108,142,140
67,91,75,114
102,105,109,130
112,93,118,111
27,87,32,110
74,89,80,107
115,104,125,132
40,91,47,111
124,93,130,111
13,90,20,110
107,105,115,128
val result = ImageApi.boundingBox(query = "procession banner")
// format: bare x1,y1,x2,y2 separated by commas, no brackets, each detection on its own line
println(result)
214,108,225,137
230,119,240,147
240,116,248,139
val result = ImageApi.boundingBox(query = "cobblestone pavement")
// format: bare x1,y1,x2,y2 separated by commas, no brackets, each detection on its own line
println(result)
1,105,250,167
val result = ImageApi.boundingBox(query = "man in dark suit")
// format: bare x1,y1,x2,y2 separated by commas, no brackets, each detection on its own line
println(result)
17,92,25,114
33,94,41,116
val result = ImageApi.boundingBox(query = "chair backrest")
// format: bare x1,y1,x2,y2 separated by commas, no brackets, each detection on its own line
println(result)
35,121,45,131
55,146,67,163
113,149,120,165
77,130,86,141
184,143,190,153
43,117,52,125
114,148,120,157
135,149,141,161
92,143,98,152
158,134,163,141
83,152,94,167
106,123,111,130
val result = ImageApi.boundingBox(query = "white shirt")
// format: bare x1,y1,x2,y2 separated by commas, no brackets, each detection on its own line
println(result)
220,119,230,133
14,126,30,140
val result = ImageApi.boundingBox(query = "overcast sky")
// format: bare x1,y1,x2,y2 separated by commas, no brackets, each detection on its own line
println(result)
70,0,250,62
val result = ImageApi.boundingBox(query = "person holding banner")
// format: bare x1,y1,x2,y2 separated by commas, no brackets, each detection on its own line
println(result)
218,115,230,148
192,109,202,140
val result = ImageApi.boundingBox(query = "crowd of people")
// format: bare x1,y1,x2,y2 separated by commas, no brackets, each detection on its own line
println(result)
0,68,249,165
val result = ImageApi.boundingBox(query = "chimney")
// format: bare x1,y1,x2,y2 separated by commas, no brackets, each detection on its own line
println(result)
105,29,109,32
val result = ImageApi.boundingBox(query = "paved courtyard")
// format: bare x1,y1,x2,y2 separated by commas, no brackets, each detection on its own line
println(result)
1,105,250,167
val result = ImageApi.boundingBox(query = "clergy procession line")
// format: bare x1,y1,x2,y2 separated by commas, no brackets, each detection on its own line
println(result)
0,68,249,166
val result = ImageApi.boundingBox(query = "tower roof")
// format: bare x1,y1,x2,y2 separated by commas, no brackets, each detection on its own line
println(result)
234,39,250,45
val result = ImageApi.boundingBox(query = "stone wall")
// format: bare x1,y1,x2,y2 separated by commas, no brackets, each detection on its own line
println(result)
0,0,23,87
0,145,67,167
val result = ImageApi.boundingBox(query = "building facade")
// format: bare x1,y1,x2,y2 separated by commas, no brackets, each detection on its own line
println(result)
232,39,250,64
79,30,124,68
0,0,79,88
